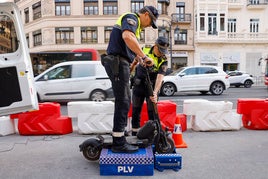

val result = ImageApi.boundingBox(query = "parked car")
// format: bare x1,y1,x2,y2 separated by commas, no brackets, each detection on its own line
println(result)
34,61,113,102
160,66,230,96
227,71,254,88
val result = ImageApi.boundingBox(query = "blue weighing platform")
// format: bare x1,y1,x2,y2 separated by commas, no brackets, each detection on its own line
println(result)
99,146,154,176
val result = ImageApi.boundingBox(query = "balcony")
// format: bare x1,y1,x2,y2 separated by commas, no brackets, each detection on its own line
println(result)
195,31,268,43
171,13,191,24
247,0,268,9
228,0,244,9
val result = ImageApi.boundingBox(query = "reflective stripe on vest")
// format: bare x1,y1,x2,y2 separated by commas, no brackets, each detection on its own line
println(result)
115,13,141,40
143,47,166,72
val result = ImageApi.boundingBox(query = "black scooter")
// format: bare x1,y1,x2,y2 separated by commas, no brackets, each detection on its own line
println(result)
79,67,175,161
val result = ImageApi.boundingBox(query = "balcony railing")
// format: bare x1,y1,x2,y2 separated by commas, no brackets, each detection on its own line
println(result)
228,32,268,40
171,13,191,23
247,0,268,5
196,32,268,42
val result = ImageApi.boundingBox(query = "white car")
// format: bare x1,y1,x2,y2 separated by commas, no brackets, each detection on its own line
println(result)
161,66,230,96
227,71,254,88
34,61,113,102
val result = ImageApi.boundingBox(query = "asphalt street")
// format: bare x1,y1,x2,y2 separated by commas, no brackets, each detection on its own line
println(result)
0,86,268,179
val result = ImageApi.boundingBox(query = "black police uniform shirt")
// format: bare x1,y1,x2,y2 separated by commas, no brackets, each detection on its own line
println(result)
106,13,139,63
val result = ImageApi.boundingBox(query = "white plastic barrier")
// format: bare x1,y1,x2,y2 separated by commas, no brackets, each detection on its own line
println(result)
77,113,113,134
183,99,233,115
0,116,16,136
67,101,114,134
190,110,242,131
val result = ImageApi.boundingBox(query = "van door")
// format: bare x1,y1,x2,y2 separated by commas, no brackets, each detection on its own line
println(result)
0,2,38,115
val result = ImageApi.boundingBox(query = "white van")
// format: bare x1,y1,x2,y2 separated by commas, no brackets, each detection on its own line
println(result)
0,2,38,116
34,61,113,102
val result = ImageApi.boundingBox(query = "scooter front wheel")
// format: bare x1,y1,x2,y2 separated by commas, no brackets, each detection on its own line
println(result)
79,138,103,161
155,136,175,154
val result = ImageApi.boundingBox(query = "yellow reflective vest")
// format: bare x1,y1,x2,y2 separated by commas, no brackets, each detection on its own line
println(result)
142,47,166,72
115,13,141,40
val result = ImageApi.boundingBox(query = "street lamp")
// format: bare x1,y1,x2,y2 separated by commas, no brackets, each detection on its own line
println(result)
160,20,180,69
160,20,172,62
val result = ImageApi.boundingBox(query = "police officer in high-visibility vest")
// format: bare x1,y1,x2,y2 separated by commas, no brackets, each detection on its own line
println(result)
130,36,169,136
102,6,159,153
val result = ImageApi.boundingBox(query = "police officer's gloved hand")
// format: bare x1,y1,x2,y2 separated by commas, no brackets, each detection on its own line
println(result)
144,57,154,67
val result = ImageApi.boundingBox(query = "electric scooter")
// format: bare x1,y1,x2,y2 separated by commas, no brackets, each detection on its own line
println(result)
79,67,175,161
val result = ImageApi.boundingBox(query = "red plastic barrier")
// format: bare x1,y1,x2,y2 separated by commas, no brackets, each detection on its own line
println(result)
128,100,177,131
17,102,73,135
237,98,268,130
176,113,187,132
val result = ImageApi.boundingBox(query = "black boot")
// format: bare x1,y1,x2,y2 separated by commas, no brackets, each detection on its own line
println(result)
111,136,139,153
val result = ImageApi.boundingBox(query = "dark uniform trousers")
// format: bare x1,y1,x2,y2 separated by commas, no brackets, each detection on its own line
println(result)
103,56,131,134
131,80,155,129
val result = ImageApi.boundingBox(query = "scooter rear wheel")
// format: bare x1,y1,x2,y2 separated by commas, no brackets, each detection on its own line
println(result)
82,142,102,161
155,136,175,154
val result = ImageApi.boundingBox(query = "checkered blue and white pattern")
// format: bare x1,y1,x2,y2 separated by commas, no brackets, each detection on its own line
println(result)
100,147,154,165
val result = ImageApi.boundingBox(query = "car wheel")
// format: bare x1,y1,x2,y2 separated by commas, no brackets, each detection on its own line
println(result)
160,83,176,96
210,82,224,95
90,90,106,102
244,80,253,88
200,91,208,95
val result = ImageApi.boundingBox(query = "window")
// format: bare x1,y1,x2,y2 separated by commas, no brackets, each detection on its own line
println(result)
176,2,185,21
175,29,187,45
81,27,98,44
250,19,259,33
84,0,98,15
26,34,29,48
0,15,19,54
199,67,218,74
43,65,71,80
33,30,42,46
73,64,95,78
32,1,41,20
228,18,236,32
157,0,169,15
184,68,197,75
140,30,145,43
105,26,113,43
55,27,74,44
131,0,144,13
220,14,225,31
24,8,29,23
250,0,260,5
55,0,71,16
103,0,118,15
200,13,205,31
208,13,217,35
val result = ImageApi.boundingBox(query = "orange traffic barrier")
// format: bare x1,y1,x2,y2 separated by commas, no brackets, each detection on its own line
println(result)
172,115,188,148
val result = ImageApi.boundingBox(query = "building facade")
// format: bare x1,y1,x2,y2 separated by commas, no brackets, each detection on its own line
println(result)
13,0,195,70
194,0,268,78
13,0,268,77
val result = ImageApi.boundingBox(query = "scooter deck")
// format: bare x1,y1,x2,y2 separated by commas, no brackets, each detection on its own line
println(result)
97,135,150,148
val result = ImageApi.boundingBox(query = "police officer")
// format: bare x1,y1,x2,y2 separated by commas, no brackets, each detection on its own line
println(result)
102,6,159,153
131,36,170,136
